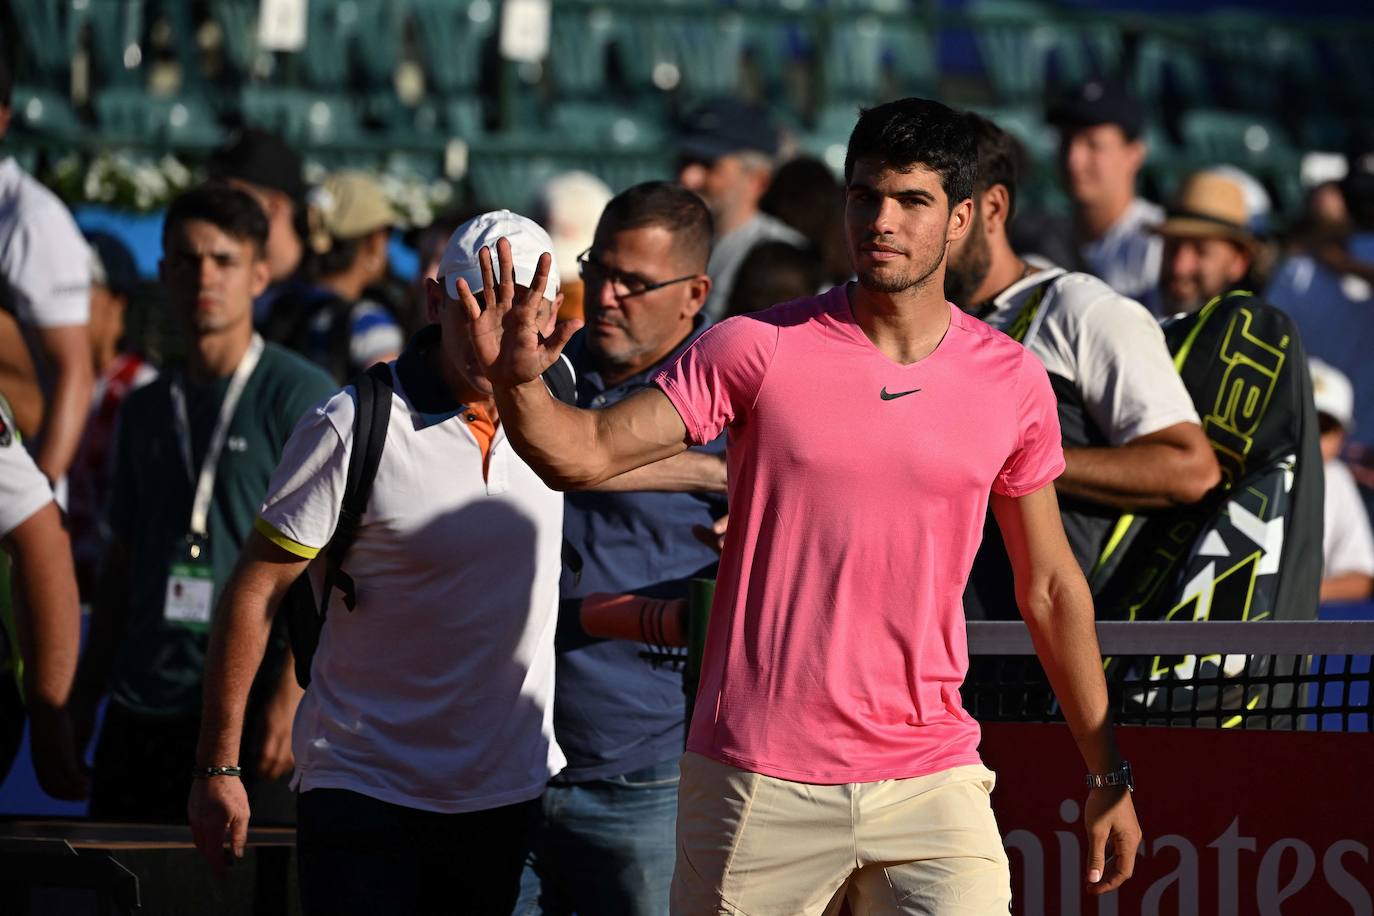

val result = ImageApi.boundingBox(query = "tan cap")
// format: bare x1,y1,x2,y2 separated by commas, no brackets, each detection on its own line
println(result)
1156,172,1254,247
306,171,402,252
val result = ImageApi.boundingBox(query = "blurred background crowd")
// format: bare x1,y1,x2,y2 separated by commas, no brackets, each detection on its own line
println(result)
2,0,1374,815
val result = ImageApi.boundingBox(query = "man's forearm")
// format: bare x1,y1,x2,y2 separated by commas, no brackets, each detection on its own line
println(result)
588,449,726,494
35,350,94,482
1320,572,1374,604
1019,565,1122,773
196,555,298,766
1060,442,1216,510
494,382,685,489
5,505,81,710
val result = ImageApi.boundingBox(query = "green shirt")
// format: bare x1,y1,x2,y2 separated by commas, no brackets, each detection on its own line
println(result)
108,342,334,716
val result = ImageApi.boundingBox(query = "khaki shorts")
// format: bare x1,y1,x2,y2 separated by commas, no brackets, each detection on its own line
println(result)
672,752,1011,916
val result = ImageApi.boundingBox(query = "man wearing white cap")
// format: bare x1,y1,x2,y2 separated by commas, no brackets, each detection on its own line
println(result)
188,209,570,913
1311,359,1374,603
189,210,721,914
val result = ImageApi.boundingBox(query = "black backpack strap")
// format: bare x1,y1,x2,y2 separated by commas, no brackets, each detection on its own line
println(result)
319,362,394,618
541,354,577,406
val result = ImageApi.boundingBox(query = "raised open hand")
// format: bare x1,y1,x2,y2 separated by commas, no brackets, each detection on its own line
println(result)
457,237,582,389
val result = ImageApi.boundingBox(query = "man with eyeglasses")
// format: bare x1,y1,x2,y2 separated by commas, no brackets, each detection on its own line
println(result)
516,182,728,916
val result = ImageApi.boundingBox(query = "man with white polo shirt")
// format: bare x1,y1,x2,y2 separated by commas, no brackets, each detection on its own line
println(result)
188,211,568,914
188,210,725,914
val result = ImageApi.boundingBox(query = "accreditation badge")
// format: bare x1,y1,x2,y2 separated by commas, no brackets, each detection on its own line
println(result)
164,537,214,629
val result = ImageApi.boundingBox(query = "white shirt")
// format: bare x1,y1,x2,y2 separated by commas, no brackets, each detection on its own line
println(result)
1081,198,1164,313
1322,458,1374,579
0,157,90,331
982,267,1200,445
0,403,52,539
257,358,566,813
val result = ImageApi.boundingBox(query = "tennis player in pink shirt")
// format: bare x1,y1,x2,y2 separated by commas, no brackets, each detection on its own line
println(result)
464,98,1141,915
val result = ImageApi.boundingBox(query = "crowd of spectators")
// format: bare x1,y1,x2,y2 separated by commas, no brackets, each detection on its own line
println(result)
1,31,1373,915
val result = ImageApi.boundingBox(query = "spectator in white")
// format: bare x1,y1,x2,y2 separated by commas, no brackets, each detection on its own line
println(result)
0,51,94,489
676,98,806,320
66,232,158,596
1310,360,1374,603
0,390,87,801
945,114,1217,618
1047,80,1163,312
268,171,405,383
532,170,613,324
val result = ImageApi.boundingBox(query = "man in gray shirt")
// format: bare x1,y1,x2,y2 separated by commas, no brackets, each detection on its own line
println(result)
676,99,806,319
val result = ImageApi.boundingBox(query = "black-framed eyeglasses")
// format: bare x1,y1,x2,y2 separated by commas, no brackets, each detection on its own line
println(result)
577,249,698,300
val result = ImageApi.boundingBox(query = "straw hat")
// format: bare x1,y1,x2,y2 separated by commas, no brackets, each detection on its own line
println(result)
1156,172,1255,247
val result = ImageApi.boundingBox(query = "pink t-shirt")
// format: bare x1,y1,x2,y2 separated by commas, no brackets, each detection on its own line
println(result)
656,285,1064,783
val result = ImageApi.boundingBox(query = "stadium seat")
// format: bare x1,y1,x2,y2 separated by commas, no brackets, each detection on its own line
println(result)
295,0,404,92
209,0,263,80
969,0,1121,103
443,96,487,139
239,87,363,149
6,0,76,90
77,0,148,88
614,13,746,98
548,6,617,96
8,86,85,144
739,14,816,112
1203,11,1321,113
1131,35,1210,112
94,89,225,150
549,103,667,150
1178,109,1294,169
967,0,1066,102
822,15,937,104
412,0,497,95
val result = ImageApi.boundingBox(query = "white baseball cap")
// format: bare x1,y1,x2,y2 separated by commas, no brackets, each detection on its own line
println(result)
438,209,561,302
1310,358,1354,429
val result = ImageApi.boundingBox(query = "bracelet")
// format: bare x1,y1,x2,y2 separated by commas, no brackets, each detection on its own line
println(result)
1085,760,1134,792
192,765,243,779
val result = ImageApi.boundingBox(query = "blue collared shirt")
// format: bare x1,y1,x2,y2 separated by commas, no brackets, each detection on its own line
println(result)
555,316,726,781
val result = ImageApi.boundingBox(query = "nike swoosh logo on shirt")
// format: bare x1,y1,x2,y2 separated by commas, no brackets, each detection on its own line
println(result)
879,386,922,401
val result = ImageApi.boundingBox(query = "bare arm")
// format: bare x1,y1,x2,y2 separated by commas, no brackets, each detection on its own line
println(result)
1320,572,1374,603
496,384,691,489
587,448,727,494
991,484,1141,895
1059,421,1220,510
189,531,309,876
4,502,87,799
32,324,95,483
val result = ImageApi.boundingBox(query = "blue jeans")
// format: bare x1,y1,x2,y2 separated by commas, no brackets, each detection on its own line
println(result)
514,757,680,916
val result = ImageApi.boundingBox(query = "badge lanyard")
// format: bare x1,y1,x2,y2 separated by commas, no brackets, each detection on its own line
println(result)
169,333,264,559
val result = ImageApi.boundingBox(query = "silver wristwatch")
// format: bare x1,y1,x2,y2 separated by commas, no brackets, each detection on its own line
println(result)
1085,760,1133,792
